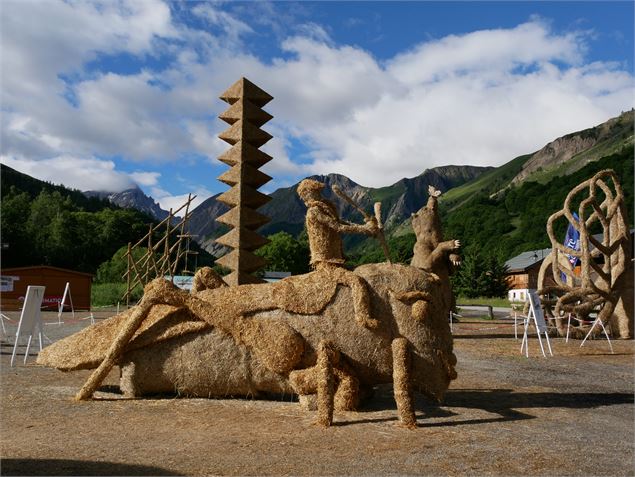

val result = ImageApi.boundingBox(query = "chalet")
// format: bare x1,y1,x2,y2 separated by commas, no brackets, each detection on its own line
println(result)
504,248,551,302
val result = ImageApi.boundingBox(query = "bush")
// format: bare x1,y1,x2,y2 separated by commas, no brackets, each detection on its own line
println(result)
255,231,310,275
96,246,151,283
91,282,143,307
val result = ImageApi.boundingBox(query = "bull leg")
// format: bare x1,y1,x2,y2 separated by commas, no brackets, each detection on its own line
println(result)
316,340,336,427
333,365,360,411
76,300,155,400
75,279,188,401
290,356,360,413
392,337,416,428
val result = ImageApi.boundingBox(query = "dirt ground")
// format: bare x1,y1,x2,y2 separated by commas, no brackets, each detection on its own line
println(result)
1,310,633,476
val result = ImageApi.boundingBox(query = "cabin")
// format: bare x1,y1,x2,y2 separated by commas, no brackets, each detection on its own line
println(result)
504,248,552,302
0,266,93,311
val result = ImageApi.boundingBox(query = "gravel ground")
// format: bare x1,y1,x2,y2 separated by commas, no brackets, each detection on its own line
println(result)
1,310,633,476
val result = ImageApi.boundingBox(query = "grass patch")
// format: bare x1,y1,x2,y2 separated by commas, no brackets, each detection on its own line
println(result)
92,282,142,307
456,296,512,308
440,153,530,210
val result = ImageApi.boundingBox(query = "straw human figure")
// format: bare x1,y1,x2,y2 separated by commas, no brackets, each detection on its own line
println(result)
297,178,380,328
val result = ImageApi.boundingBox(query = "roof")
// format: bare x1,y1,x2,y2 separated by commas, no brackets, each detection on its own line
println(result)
0,265,94,277
505,248,552,273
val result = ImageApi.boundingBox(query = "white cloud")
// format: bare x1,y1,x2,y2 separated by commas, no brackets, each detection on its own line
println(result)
1,3,633,195
191,3,254,46
386,20,585,85
151,188,211,216
129,171,161,187
0,155,135,192
295,22,333,44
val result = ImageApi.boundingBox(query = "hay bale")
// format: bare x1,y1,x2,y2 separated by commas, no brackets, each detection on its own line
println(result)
120,329,293,398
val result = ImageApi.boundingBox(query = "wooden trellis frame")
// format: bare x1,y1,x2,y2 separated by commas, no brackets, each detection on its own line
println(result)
122,194,197,305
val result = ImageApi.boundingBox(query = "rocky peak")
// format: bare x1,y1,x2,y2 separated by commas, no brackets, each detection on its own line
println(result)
511,110,634,184
84,185,169,221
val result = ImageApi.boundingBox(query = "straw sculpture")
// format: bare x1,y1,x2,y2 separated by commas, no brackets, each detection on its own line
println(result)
37,81,458,427
215,77,274,286
536,169,633,338
37,180,458,426
409,185,461,309
298,178,380,328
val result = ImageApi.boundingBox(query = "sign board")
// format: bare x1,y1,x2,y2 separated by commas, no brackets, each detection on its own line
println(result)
165,275,194,291
528,289,548,333
11,285,45,366
1,275,19,292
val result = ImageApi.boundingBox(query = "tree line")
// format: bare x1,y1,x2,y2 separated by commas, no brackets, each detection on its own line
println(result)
1,187,153,273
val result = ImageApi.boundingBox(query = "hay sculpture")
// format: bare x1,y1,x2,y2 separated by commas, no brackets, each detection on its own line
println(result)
37,182,458,427
215,77,274,286
536,169,633,338
37,82,458,428
410,186,461,309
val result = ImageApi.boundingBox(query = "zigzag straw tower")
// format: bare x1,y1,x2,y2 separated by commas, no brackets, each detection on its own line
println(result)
215,77,273,286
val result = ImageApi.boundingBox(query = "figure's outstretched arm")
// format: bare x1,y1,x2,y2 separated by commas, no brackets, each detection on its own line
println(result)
309,208,377,236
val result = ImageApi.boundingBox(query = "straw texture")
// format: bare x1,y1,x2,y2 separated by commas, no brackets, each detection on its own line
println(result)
537,169,633,338
392,337,416,428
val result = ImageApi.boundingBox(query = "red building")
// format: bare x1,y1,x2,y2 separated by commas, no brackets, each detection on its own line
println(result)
0,266,93,311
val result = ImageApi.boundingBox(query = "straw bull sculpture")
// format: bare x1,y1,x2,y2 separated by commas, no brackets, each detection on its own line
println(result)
38,185,459,428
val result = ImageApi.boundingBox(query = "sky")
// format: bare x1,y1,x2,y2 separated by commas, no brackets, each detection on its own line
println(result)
1,1,633,212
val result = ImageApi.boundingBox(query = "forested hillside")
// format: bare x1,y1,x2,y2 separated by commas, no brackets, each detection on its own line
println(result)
0,165,212,275
353,144,633,266
442,144,634,259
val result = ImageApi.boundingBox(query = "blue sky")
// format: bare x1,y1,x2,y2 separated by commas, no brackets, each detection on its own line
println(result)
1,1,633,212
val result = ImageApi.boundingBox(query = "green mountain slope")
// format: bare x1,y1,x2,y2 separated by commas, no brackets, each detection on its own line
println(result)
439,153,531,211
443,144,634,260
440,110,634,211
356,112,634,266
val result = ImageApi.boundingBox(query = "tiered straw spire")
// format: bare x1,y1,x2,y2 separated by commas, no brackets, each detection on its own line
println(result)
215,77,273,286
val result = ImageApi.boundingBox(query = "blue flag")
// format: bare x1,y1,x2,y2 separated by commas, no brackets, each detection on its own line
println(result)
562,212,580,281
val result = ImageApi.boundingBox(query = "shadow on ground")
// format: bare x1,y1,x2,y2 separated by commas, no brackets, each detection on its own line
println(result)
339,387,634,427
1,458,180,476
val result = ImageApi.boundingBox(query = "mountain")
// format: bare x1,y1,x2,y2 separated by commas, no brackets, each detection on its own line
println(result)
1,165,216,273
441,110,634,210
441,143,633,261
84,186,170,221
434,110,635,261
187,165,491,256
510,110,634,185
1,165,156,272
